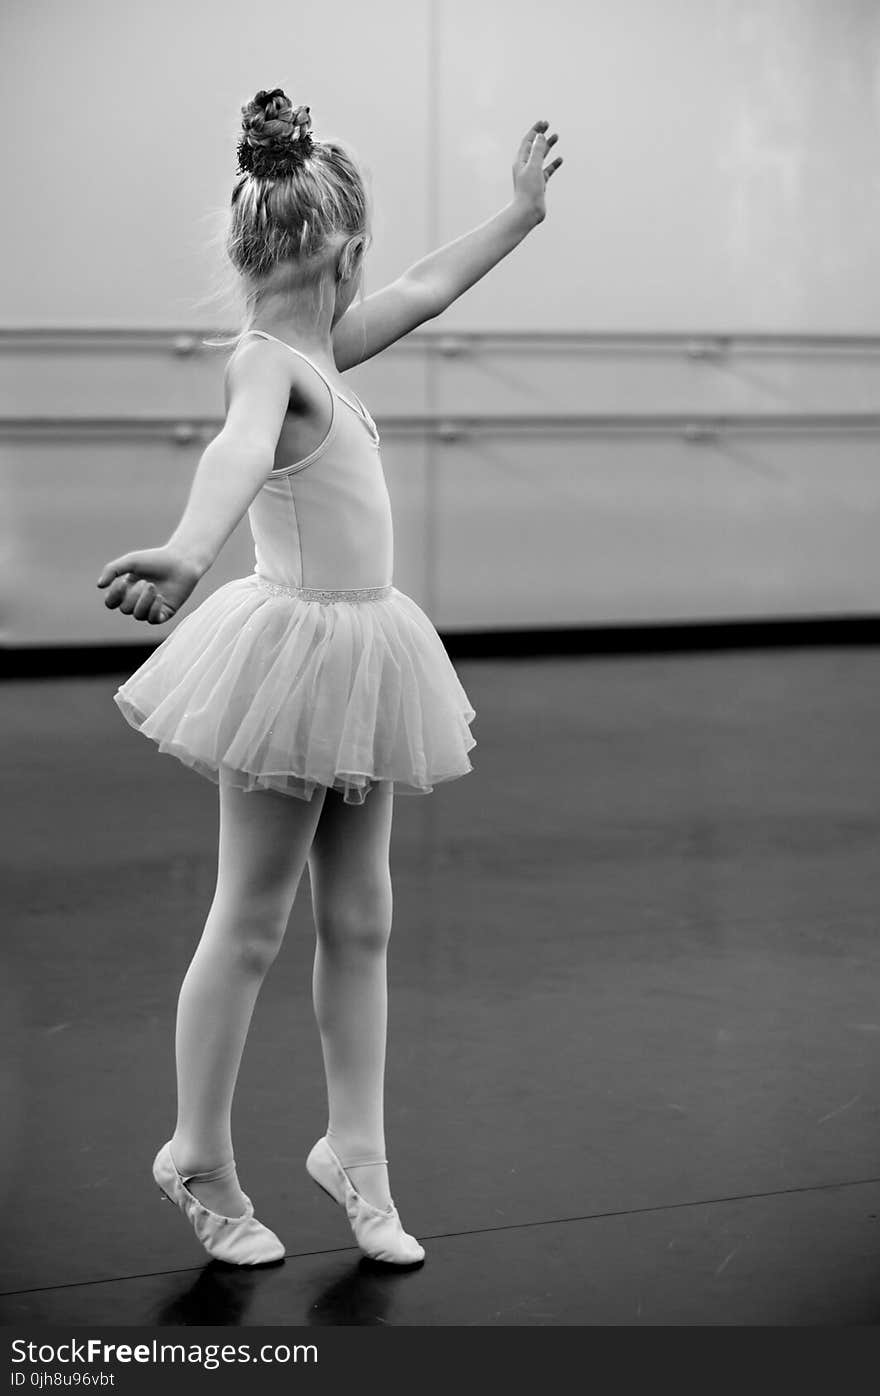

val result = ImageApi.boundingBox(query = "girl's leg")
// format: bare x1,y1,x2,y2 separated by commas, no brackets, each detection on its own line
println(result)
307,781,395,1211
169,776,326,1215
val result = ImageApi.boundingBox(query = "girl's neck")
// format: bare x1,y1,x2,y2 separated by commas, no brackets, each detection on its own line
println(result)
251,278,338,367
252,319,335,365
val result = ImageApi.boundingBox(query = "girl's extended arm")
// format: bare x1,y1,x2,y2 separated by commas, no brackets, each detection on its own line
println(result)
332,120,562,369
407,199,541,312
96,428,272,624
406,120,562,310
164,432,274,577
165,342,291,576
97,342,290,625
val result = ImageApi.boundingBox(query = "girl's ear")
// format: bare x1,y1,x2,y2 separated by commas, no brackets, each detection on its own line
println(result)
337,234,366,283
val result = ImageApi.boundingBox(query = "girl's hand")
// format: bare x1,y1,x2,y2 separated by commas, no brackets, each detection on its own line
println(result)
511,119,563,225
96,545,202,625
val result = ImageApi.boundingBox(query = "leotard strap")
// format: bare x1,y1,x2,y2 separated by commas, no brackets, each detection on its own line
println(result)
243,329,378,440
240,329,338,475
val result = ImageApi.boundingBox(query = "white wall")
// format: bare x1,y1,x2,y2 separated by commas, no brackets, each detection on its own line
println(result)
432,0,880,332
1,0,431,325
3,0,880,644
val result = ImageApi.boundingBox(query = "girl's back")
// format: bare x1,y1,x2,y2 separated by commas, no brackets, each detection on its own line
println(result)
239,330,394,594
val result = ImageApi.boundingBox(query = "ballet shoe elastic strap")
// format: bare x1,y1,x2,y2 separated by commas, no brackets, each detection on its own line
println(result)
181,1158,238,1184
322,1137,388,1168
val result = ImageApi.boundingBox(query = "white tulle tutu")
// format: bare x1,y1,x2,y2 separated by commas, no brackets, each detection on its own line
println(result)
112,574,476,804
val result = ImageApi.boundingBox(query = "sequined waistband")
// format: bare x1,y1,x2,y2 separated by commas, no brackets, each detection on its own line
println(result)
253,575,393,604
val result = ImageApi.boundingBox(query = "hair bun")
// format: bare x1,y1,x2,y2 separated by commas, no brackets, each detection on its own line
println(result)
237,88,314,178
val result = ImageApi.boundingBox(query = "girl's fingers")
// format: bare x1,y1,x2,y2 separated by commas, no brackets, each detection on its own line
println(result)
528,128,559,168
97,558,135,588
119,579,151,616
132,582,157,621
102,574,133,610
528,129,546,163
518,119,548,164
101,568,174,623
148,593,173,625
148,601,172,625
545,156,563,180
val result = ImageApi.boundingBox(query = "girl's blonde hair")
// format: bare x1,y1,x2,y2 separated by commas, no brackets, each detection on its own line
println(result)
196,88,373,352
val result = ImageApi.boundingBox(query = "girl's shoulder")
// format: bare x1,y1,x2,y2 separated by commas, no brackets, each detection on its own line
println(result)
223,333,328,418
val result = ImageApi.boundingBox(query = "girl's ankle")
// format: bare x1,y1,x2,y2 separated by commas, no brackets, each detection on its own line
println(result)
325,1130,387,1165
170,1136,234,1179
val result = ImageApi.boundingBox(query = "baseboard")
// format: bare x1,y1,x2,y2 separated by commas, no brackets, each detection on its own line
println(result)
3,613,880,679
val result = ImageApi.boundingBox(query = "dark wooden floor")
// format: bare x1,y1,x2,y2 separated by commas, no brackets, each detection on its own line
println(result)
2,644,880,1325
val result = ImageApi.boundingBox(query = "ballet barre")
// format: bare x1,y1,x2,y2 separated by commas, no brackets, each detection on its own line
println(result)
4,328,880,359
4,413,880,443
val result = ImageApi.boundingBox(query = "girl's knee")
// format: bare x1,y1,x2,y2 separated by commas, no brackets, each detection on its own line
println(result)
207,896,291,974
316,894,392,955
234,926,286,976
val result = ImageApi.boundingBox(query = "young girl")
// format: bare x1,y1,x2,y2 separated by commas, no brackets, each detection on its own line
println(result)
97,88,562,1268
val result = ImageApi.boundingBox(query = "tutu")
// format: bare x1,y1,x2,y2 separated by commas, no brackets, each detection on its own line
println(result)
113,573,477,804
112,329,477,804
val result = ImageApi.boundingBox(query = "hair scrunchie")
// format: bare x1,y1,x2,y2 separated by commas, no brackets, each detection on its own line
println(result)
237,88,314,178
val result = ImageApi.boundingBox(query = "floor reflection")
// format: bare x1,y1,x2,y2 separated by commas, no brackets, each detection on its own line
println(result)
151,1256,285,1326
305,1255,426,1326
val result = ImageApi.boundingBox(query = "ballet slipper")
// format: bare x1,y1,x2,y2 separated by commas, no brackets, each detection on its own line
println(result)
306,1136,425,1265
152,1141,285,1266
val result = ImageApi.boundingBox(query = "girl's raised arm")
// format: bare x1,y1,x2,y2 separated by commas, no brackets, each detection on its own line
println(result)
332,120,562,372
